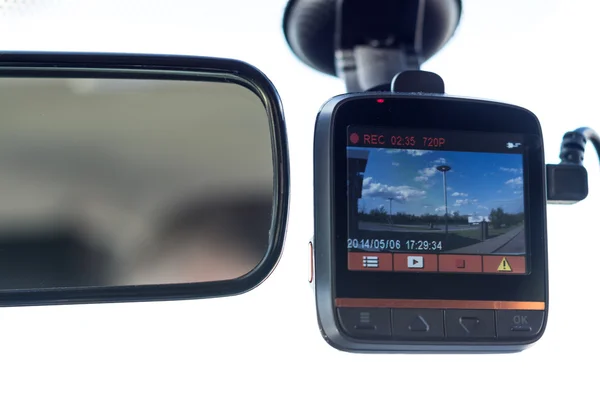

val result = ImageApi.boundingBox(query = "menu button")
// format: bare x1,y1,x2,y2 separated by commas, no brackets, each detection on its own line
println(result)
337,307,392,339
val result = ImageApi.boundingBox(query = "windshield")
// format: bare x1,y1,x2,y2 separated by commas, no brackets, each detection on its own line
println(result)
0,0,597,397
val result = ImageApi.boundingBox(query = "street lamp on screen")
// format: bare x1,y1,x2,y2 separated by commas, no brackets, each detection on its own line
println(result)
436,165,452,235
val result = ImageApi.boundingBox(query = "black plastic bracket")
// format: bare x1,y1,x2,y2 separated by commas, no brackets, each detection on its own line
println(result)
335,0,425,92
391,70,445,93
364,70,445,95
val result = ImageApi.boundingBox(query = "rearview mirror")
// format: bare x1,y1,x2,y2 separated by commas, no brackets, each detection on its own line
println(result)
0,52,289,306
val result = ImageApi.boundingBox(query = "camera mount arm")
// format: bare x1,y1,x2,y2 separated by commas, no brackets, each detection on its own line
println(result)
335,0,426,92
283,0,462,92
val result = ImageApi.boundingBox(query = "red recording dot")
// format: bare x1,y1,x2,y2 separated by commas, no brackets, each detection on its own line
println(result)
349,133,360,144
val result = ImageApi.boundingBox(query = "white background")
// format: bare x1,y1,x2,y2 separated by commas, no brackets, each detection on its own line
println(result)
0,0,598,398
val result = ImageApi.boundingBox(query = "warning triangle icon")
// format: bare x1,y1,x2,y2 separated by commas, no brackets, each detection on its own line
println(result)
497,257,512,272
408,315,430,332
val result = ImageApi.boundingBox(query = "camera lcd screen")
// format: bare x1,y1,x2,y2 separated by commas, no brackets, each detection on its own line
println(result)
346,125,529,275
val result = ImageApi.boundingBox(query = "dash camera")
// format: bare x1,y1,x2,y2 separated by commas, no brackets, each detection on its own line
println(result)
285,0,555,354
310,91,548,353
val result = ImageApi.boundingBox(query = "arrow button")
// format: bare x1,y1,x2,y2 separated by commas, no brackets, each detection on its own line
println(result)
446,310,495,338
409,315,430,332
459,316,480,334
392,309,444,339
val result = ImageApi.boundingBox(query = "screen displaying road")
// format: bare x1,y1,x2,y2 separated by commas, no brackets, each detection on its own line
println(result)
346,144,528,274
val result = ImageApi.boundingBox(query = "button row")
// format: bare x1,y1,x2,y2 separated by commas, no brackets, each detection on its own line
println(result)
337,307,544,341
348,252,526,274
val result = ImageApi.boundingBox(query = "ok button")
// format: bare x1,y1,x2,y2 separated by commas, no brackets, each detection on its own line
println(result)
497,310,545,338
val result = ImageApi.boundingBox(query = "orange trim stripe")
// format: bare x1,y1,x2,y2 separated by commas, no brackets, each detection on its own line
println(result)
335,298,545,310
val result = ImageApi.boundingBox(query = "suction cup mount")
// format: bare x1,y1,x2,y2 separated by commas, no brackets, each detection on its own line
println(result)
283,0,462,92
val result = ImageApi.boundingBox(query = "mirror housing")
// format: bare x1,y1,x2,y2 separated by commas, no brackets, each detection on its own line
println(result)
0,51,289,307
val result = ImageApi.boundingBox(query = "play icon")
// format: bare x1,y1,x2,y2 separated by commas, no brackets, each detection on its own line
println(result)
407,256,424,269
394,253,437,271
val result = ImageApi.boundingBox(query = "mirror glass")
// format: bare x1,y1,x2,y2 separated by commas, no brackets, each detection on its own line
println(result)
0,75,274,289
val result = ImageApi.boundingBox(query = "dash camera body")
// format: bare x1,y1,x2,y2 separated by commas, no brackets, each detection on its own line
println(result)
311,92,549,353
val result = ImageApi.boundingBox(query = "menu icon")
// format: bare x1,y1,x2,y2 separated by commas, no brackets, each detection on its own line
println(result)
362,256,379,268
348,252,393,271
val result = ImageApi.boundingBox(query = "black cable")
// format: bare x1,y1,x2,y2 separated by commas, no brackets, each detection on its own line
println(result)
578,127,600,163
559,127,600,165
